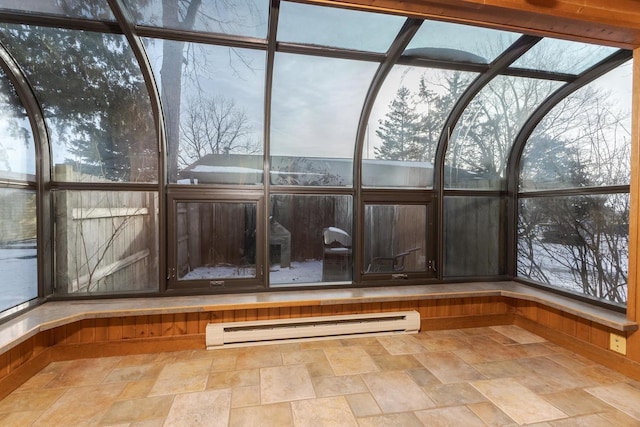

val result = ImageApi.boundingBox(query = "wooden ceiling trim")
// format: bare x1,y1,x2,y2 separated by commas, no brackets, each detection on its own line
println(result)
303,0,640,48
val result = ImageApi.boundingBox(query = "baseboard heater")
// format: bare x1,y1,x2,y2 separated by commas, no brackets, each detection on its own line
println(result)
206,310,420,349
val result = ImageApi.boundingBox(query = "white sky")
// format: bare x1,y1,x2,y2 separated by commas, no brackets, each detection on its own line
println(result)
0,1,635,174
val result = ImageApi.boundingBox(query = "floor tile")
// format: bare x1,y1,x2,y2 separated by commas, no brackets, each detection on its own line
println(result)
0,411,44,427
281,348,327,365
345,393,381,417
597,409,640,426
235,346,282,369
323,346,379,376
100,395,174,425
356,412,424,427
118,379,156,400
585,382,640,421
148,358,212,396
414,333,471,352
312,375,367,397
291,396,357,427
471,377,568,425
231,385,261,408
43,357,122,388
376,334,426,354
0,388,64,413
164,389,232,427
32,383,127,426
424,382,487,406
549,414,620,426
467,401,517,426
414,351,485,383
361,370,435,413
102,363,163,383
414,405,487,427
229,402,292,427
406,367,442,388
206,368,259,390
14,372,57,392
543,388,614,416
371,353,423,371
260,364,315,404
491,325,547,344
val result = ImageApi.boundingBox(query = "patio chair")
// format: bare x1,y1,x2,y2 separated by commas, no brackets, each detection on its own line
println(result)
322,227,352,281
367,247,421,273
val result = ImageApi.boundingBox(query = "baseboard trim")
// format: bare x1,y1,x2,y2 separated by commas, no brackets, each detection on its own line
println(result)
421,313,515,331
0,348,52,401
49,335,205,361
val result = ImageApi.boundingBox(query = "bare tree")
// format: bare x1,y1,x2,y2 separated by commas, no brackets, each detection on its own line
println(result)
178,94,258,169
517,83,631,303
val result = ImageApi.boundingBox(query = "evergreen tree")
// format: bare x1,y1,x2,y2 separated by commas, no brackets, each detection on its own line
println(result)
374,86,422,161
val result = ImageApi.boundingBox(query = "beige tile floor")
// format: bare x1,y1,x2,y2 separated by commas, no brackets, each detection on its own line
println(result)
1,325,640,426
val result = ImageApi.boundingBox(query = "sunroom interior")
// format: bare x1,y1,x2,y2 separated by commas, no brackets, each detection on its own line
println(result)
1,0,640,402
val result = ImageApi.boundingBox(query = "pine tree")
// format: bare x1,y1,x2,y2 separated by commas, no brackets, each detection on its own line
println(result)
374,86,422,161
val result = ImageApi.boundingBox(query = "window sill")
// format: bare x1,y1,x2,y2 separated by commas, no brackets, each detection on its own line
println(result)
0,280,635,354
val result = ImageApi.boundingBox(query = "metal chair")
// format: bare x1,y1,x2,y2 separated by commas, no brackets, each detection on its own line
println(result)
367,247,421,273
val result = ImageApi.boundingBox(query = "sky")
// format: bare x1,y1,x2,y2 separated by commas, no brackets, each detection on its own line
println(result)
0,0,634,176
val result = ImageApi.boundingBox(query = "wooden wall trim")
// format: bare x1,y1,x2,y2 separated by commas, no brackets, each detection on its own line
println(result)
2,296,640,401
515,316,640,382
308,0,640,47
629,48,640,323
0,347,51,402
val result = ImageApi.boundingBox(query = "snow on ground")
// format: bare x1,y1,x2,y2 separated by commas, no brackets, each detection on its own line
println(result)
181,260,324,284
0,245,38,312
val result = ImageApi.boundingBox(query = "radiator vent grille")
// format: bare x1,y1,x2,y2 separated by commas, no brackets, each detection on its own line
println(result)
206,310,420,349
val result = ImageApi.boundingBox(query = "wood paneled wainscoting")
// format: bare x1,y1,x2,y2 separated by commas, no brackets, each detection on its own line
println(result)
0,283,638,401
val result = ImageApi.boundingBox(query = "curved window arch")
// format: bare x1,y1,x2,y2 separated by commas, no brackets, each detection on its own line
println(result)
0,68,37,314
517,61,632,306
445,75,562,189
364,65,477,188
0,24,157,183
270,53,377,187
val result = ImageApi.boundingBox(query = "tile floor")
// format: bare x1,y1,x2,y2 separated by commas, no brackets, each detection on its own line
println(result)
1,325,640,426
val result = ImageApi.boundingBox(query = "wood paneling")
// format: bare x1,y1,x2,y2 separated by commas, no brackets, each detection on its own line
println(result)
3,296,640,399
310,0,640,47
629,48,640,323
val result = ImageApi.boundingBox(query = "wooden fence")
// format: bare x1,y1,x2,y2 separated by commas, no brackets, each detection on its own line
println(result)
55,190,158,294
177,202,253,277
0,189,36,245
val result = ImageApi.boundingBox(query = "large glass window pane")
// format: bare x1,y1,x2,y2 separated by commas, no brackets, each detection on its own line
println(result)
0,189,36,313
518,194,628,306
364,205,427,273
177,202,257,281
520,61,632,191
0,0,114,20
445,76,561,189
271,53,376,186
510,39,617,74
123,0,268,38
0,25,157,183
365,66,476,187
278,1,404,52
405,20,520,64
0,69,35,180
54,191,159,295
270,195,352,285
444,196,504,276
145,39,265,184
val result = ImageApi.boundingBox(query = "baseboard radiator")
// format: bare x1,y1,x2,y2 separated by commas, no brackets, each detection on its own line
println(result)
206,310,420,349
